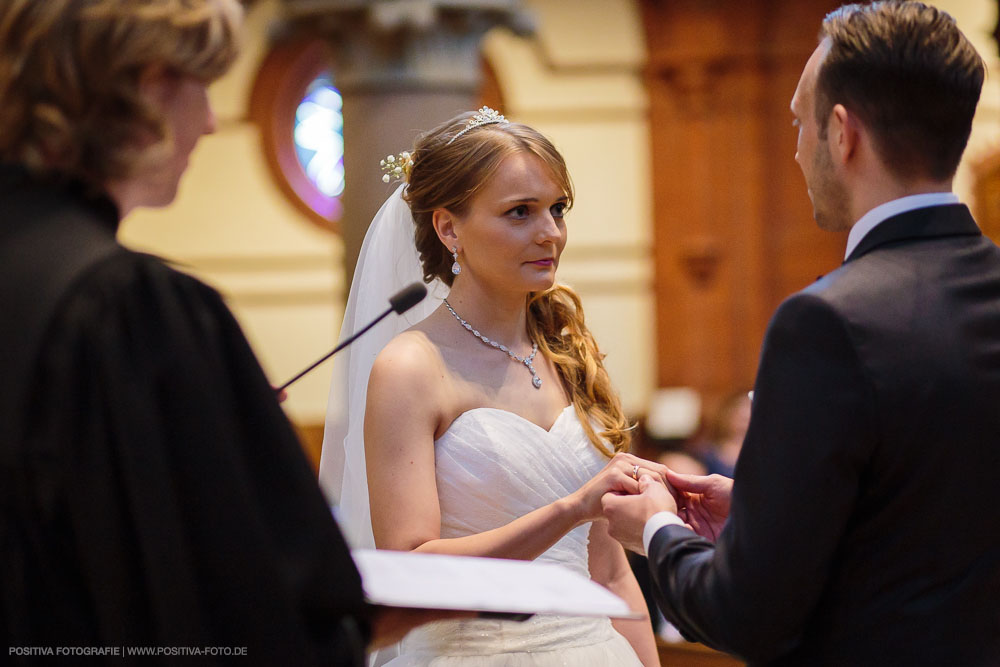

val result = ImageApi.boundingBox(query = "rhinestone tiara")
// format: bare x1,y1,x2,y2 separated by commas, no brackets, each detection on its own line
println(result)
446,106,508,145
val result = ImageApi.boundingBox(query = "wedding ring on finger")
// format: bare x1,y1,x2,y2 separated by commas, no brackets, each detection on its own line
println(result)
632,464,639,481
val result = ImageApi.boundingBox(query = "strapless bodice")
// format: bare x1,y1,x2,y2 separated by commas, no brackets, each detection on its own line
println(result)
432,405,604,577
387,406,641,665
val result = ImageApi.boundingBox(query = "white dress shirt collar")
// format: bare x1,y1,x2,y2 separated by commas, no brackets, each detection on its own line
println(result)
844,192,960,260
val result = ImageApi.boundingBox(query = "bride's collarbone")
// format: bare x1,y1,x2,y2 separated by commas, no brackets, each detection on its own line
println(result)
437,371,571,437
438,335,558,384
424,332,569,429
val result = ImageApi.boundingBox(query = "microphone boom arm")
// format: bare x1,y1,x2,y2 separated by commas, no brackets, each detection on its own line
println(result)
274,282,428,393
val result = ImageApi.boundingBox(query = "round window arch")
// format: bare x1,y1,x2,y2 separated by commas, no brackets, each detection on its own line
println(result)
251,39,505,234
251,39,343,232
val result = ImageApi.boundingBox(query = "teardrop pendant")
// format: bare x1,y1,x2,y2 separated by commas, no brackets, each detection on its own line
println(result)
442,298,541,389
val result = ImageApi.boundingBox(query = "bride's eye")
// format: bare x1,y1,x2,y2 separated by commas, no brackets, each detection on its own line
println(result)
506,204,530,220
551,202,567,218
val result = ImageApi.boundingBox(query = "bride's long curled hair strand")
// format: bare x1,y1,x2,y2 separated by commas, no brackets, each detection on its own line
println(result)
404,112,631,456
527,286,631,456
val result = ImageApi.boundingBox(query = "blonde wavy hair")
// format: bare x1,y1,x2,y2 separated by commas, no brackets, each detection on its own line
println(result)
403,113,631,456
0,0,241,189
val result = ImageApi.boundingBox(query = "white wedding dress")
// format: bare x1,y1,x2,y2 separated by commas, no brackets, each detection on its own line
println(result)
321,185,643,665
384,404,643,666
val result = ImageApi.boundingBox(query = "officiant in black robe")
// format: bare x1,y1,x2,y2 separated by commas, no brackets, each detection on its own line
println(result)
0,2,372,663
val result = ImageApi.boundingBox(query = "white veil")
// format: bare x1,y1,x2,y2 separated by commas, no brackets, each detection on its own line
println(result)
319,184,447,550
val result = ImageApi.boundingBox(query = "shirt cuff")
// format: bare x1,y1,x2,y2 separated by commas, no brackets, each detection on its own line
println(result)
643,511,685,556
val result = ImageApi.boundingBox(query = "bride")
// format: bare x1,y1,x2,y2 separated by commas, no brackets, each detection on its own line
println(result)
321,108,661,666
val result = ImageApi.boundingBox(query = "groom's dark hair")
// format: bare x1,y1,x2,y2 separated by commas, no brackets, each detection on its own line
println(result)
816,1,984,182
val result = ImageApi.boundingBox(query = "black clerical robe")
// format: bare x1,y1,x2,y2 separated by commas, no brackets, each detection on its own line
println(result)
0,165,368,665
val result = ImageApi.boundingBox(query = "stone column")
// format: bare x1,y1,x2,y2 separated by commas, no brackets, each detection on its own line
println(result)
280,0,533,287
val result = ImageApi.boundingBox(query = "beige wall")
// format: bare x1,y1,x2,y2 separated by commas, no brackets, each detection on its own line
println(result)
119,0,346,425
936,0,1000,205
483,0,655,415
117,0,999,426
120,0,655,424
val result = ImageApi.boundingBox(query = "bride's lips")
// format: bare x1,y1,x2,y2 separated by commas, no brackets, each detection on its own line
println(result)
528,258,554,267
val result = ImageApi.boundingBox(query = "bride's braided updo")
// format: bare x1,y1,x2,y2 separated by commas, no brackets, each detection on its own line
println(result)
401,111,631,456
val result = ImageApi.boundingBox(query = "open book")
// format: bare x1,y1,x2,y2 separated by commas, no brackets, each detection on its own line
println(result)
353,549,642,620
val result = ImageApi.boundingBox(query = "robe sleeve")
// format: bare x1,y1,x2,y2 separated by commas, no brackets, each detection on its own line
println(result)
16,251,368,665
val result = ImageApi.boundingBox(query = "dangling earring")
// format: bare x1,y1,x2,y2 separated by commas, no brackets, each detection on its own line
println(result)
451,247,461,275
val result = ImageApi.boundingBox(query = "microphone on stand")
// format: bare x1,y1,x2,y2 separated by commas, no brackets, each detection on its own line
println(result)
275,282,428,393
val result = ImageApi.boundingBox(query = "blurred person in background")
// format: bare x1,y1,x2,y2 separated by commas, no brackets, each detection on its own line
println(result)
694,390,751,478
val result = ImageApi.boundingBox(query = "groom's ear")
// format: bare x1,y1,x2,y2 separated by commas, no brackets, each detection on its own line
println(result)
830,103,859,166
432,208,459,248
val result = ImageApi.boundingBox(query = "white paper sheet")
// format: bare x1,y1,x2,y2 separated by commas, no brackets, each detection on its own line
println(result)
352,549,642,619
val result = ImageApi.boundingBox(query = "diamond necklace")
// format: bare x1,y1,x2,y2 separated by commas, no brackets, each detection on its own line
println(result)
442,298,542,389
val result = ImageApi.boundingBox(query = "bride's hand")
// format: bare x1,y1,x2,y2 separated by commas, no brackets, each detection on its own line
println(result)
567,453,670,524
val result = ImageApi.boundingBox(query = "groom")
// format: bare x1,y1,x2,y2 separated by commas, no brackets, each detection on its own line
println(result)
603,2,1000,665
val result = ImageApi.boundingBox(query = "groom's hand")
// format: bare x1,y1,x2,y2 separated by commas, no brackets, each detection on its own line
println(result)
665,469,733,542
602,475,678,554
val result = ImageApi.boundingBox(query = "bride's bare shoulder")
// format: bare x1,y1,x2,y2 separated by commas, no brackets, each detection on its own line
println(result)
368,315,461,435
382,327,439,358
369,325,447,389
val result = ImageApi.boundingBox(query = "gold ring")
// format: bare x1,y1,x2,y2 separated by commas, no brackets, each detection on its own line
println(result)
632,464,639,481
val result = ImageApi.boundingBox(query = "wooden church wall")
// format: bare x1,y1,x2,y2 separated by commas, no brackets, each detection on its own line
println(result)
642,0,846,402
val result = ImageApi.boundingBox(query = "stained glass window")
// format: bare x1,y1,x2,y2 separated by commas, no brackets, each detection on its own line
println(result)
294,74,345,201
250,40,343,230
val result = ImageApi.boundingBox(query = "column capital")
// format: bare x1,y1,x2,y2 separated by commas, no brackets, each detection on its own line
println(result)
279,0,533,92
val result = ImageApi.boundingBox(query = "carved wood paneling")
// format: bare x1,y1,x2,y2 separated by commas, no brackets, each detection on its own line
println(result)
643,0,846,401
658,639,744,667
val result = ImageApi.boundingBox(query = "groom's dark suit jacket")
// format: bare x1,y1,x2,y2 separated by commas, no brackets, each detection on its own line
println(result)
647,204,1000,666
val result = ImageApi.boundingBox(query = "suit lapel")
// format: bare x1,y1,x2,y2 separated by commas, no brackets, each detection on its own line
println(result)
845,204,982,263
